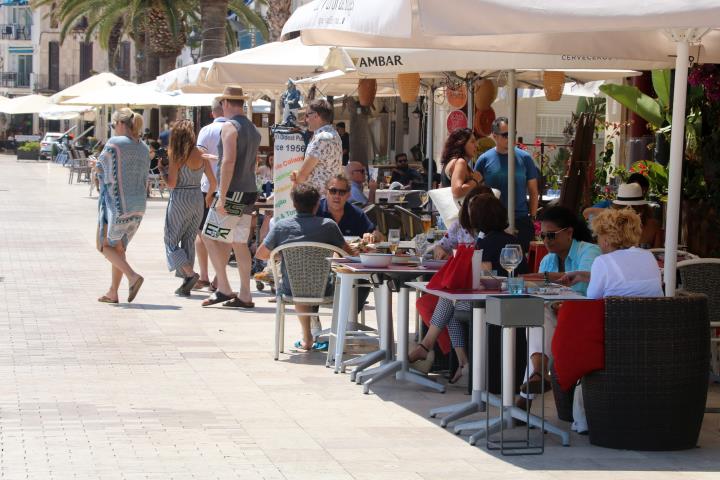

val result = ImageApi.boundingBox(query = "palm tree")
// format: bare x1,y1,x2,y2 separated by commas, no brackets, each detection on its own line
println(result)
200,0,268,62
266,0,291,41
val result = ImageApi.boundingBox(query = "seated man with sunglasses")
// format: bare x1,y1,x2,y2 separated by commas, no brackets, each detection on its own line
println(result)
318,174,383,243
347,161,377,207
474,116,539,253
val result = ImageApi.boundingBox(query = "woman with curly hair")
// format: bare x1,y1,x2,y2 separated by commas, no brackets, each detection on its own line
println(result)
164,119,217,296
440,128,483,199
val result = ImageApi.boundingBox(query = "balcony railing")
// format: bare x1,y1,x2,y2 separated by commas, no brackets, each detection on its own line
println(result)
0,24,31,41
0,71,30,88
33,73,79,93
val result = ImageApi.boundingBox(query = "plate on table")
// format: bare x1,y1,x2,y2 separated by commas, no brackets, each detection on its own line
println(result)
392,255,420,266
421,259,448,269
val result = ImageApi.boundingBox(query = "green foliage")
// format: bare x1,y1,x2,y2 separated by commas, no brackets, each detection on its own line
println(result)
599,83,665,128
18,141,40,152
630,160,668,202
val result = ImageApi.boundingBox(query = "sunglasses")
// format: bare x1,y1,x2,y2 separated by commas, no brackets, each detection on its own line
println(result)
351,169,366,174
540,227,569,240
328,188,348,195
494,131,509,138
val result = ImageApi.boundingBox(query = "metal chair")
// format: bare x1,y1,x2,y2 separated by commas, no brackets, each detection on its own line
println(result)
395,205,424,239
269,242,347,360
146,174,166,198
648,247,698,260
678,258,720,406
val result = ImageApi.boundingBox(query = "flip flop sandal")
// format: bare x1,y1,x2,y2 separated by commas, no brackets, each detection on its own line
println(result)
293,340,312,350
201,291,234,307
222,297,255,308
193,280,212,290
312,341,329,351
176,273,200,296
127,276,144,303
98,295,118,304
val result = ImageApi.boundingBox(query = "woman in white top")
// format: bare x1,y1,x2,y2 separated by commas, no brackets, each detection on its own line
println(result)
561,207,663,433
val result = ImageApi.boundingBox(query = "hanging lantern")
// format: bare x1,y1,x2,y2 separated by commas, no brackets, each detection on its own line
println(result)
358,79,377,107
543,71,565,101
447,84,468,109
397,73,420,103
474,107,496,138
473,79,497,111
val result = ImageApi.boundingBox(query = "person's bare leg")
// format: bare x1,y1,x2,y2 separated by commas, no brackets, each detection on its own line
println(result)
103,265,123,301
259,212,272,243
529,353,548,377
296,304,314,349
195,234,210,282
101,243,140,299
206,239,233,296
409,324,444,362
232,242,252,303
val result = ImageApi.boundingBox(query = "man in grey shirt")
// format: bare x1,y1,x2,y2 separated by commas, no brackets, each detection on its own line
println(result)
202,86,261,308
256,183,354,351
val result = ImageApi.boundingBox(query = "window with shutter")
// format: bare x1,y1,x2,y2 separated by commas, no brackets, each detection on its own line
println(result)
48,41,60,91
79,42,93,81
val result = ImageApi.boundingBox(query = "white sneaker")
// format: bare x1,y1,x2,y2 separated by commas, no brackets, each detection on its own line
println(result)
310,317,322,339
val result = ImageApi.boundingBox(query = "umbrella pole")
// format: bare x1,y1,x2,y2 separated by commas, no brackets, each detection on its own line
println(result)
467,75,474,134
507,70,517,232
426,86,434,195
663,40,690,297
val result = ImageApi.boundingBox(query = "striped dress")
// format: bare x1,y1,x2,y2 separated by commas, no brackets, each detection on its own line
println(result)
164,164,204,273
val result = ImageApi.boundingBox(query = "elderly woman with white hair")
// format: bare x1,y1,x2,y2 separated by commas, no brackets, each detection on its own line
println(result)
561,207,663,433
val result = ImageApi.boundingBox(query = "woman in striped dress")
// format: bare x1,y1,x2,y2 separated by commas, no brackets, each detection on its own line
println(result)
165,120,217,296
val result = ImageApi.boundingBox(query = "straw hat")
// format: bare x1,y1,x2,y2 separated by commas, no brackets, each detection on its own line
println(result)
613,183,648,206
216,86,248,101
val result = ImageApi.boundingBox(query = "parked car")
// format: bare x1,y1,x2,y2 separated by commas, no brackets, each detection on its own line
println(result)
40,132,64,160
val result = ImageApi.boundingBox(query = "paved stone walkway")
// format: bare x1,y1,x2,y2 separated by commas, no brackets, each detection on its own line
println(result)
1,155,719,479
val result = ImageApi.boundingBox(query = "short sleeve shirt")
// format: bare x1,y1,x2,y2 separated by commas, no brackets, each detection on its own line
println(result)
196,117,226,193
474,147,539,216
586,247,663,299
305,124,343,195
317,199,375,237
349,182,368,206
538,239,601,295
262,213,345,252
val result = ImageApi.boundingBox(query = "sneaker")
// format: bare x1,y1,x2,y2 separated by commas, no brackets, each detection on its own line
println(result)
310,317,322,339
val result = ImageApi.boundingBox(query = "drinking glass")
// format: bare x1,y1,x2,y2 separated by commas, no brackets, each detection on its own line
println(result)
388,229,401,254
500,246,522,278
384,172,393,185
421,214,432,234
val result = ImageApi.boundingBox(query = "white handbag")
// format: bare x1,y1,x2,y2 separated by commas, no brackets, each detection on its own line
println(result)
428,187,464,226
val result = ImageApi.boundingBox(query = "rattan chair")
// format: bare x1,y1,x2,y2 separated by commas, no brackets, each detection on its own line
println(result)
269,242,347,360
582,293,709,450
395,205,424,239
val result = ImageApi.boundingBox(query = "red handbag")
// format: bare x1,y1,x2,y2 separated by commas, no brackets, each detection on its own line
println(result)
416,244,476,354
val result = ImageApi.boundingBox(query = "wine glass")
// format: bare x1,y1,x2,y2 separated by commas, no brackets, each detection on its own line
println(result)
500,247,522,278
388,229,401,254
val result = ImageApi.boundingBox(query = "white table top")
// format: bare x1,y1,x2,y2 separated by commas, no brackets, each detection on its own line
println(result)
405,281,588,302
332,259,440,275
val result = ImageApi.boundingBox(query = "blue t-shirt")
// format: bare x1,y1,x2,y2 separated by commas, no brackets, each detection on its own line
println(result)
474,147,539,216
538,239,601,296
317,199,375,237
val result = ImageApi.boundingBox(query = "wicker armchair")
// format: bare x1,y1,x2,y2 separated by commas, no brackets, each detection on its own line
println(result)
582,294,709,451
269,242,347,360
678,259,720,377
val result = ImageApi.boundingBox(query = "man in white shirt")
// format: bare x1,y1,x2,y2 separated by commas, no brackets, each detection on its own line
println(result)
194,99,226,290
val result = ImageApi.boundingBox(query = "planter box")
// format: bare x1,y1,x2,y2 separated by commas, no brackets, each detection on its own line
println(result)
16,149,40,160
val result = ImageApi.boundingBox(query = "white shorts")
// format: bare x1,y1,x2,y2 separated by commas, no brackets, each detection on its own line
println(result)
229,214,252,243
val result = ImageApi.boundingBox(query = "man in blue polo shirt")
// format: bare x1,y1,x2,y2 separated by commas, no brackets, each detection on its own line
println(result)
317,174,382,242
474,117,539,253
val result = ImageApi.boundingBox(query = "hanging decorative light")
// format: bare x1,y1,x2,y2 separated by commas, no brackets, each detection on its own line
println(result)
358,79,377,107
397,73,421,103
543,71,565,101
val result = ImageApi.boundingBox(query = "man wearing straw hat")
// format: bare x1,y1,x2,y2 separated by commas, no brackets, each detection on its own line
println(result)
201,86,261,308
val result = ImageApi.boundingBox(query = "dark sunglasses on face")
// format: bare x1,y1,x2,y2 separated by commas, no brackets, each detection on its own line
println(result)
328,188,348,195
540,227,568,240
494,131,509,138
351,169,366,174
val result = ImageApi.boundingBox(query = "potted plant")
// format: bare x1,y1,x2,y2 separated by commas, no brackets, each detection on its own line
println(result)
16,141,41,160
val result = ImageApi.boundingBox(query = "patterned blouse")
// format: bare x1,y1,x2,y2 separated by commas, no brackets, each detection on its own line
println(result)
305,124,343,195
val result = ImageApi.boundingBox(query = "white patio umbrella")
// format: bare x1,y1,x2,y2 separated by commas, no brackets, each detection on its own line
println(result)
0,94,52,114
156,60,217,93
50,72,135,104
204,38,353,88
62,81,186,107
39,104,95,120
283,0,720,295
